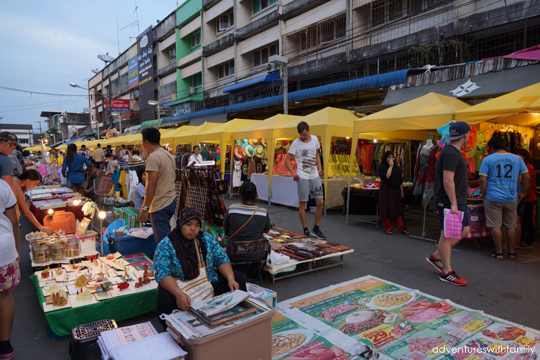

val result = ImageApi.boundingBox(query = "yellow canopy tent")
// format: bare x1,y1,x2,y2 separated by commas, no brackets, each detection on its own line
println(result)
455,81,540,124
27,145,51,152
272,107,358,207
195,119,260,174
232,114,301,202
174,123,222,146
123,134,143,146
161,126,197,148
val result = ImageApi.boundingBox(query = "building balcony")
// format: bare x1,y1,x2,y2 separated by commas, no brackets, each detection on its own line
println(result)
119,86,129,96
158,61,178,78
203,33,234,56
282,0,327,19
203,0,219,9
236,9,280,40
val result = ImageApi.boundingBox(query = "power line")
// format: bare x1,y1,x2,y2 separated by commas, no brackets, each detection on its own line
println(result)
0,86,88,97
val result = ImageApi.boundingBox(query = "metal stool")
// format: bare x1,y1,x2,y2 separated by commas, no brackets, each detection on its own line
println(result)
69,319,117,360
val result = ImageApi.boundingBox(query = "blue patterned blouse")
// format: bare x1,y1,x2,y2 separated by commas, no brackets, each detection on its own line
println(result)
154,232,230,283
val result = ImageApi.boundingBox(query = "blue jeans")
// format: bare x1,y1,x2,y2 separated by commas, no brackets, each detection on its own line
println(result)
149,200,176,244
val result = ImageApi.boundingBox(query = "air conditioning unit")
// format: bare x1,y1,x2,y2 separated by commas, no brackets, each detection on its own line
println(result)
266,63,278,73
188,87,197,95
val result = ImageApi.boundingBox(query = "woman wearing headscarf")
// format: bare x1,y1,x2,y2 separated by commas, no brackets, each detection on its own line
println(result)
378,151,409,235
154,207,246,328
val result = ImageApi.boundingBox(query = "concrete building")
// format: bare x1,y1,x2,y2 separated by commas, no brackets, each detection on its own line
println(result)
40,111,90,144
155,11,178,124
158,0,540,125
0,124,34,147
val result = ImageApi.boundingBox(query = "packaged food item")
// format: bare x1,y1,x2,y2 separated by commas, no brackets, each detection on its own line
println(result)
65,242,80,257
32,244,50,263
50,243,65,261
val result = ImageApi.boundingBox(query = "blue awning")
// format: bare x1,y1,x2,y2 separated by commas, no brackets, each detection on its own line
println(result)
223,73,280,93
162,69,420,124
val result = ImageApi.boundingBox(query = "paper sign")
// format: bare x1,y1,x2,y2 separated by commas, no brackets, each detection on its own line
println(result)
115,322,156,345
76,218,91,237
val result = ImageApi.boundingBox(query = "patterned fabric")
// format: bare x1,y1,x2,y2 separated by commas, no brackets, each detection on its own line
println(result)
154,232,230,283
413,144,438,208
0,261,20,292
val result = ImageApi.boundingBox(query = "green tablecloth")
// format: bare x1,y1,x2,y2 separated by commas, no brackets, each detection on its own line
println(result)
31,275,157,336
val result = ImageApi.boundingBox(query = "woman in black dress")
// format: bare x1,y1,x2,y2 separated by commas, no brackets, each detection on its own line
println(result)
378,151,409,235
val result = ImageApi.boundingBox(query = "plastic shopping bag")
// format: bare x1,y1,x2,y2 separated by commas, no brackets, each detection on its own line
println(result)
444,208,464,239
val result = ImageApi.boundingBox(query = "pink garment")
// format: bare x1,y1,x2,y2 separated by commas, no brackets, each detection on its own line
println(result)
36,165,49,179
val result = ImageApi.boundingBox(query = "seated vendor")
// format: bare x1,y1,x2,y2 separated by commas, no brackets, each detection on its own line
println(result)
224,181,271,278
129,167,146,212
84,158,101,198
154,207,246,329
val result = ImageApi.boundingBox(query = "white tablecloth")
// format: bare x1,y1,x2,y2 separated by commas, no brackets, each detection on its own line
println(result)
251,174,299,208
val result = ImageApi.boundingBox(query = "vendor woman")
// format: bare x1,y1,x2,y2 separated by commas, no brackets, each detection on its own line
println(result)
13,170,53,234
378,151,409,235
154,207,246,328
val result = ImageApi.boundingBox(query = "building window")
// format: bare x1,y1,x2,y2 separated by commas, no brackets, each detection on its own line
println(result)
320,15,346,43
218,60,235,78
408,0,444,15
191,30,201,48
286,13,346,52
192,73,202,87
372,0,404,26
253,0,276,14
253,43,278,67
217,12,234,33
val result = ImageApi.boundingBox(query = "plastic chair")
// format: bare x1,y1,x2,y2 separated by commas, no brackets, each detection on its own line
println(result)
96,219,126,255
94,174,113,201
43,210,76,233
227,239,270,286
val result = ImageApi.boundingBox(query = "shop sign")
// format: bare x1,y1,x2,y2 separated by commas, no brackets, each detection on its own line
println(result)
162,94,176,106
128,57,139,89
104,98,130,112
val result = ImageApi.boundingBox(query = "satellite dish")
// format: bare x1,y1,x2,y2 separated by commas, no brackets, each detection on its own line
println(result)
97,53,114,63
91,68,99,74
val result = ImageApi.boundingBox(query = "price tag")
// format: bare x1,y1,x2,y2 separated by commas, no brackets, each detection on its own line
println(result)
514,335,535,348
360,324,396,348
462,320,486,333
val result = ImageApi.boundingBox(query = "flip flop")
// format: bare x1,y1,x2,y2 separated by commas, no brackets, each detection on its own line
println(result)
385,230,393,235
508,253,518,260
489,251,504,260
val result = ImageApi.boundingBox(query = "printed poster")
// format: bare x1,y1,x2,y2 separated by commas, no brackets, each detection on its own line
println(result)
274,276,539,359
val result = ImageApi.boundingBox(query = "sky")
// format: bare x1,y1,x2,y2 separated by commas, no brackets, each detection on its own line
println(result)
0,0,180,131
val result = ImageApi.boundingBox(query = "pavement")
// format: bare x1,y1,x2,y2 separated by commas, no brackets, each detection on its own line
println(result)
11,199,540,359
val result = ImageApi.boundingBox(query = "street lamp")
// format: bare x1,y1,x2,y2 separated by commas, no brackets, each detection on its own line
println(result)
34,119,43,134
269,55,288,115
111,112,121,133
70,82,110,138
148,100,161,122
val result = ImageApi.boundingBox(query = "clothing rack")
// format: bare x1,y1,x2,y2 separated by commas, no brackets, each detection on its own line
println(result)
407,201,439,243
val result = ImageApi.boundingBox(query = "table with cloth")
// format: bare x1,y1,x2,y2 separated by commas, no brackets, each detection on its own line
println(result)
30,200,85,222
250,174,350,208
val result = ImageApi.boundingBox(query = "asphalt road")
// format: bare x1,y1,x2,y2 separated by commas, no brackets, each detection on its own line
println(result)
10,200,540,359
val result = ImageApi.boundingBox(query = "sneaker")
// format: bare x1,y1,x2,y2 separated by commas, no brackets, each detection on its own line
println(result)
517,243,533,250
426,255,443,273
303,229,311,237
310,228,326,240
439,271,468,286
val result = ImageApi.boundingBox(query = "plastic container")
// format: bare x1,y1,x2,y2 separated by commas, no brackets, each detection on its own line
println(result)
246,283,277,308
65,241,80,258
77,231,98,254
32,244,50,264
107,232,157,257
178,307,275,360
49,243,65,261
43,210,77,234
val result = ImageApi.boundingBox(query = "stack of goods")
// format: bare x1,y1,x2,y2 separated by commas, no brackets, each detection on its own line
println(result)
265,227,352,262
351,181,381,189
112,207,139,230
98,321,187,360
36,252,158,312
164,290,272,340
328,154,360,177
176,168,228,226
273,154,297,176
28,231,73,264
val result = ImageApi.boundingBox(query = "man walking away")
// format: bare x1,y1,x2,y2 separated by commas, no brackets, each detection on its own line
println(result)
284,121,326,239
94,143,104,170
426,121,470,286
479,135,529,260
138,128,176,243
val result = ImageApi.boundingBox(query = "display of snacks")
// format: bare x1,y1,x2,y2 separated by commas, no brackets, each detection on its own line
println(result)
65,242,79,257
49,243,65,261
32,244,50,263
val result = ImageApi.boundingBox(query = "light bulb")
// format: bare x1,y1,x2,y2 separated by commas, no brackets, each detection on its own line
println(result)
73,199,81,206
374,139,378,143
98,211,106,220
47,209,54,216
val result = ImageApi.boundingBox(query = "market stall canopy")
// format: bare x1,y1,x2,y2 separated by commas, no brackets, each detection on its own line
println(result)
455,81,540,125
174,122,222,145
353,93,470,134
195,119,260,144
27,145,51,152
273,107,357,139
232,114,301,141
160,126,197,147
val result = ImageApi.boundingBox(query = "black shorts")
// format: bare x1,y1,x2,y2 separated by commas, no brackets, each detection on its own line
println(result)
436,202,469,230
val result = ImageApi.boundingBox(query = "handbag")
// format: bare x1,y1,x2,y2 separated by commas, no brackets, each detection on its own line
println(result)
226,206,259,252
176,238,214,301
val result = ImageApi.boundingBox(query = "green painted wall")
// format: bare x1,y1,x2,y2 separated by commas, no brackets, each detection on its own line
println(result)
177,0,202,27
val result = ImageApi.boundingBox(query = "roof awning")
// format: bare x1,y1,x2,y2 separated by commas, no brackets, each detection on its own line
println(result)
223,73,280,93
141,119,162,128
382,63,540,105
162,68,419,124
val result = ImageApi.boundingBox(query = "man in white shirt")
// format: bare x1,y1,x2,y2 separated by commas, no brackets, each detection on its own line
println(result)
284,121,326,239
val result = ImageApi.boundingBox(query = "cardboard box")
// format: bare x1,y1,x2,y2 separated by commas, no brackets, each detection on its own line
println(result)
247,283,277,308
179,307,275,360
77,231,97,253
